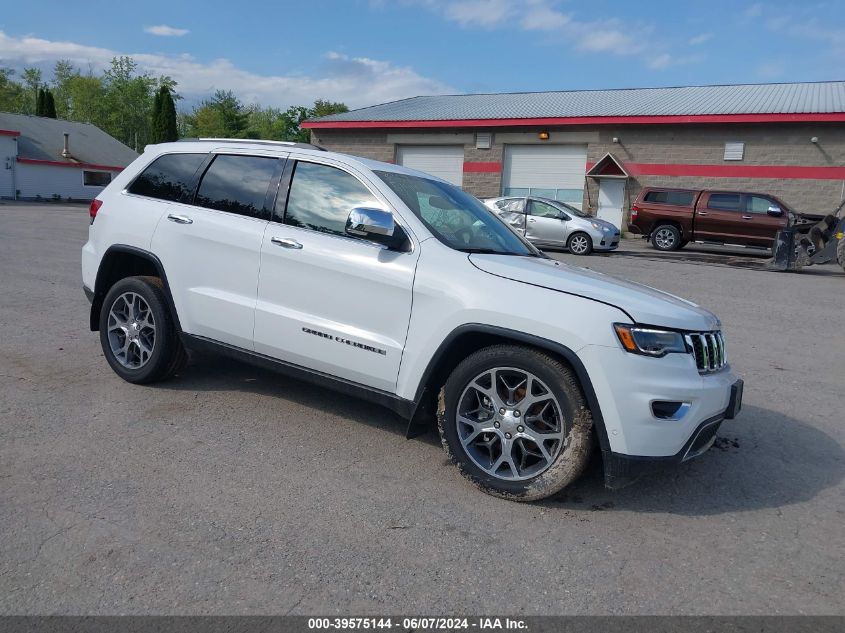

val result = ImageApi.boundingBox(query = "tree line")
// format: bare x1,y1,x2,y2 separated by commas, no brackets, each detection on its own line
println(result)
0,56,347,150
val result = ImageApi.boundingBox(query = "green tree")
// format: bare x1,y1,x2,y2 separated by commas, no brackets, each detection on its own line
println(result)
150,87,163,142
43,90,57,118
0,68,26,113
309,99,349,119
101,56,157,149
35,88,45,115
185,90,247,138
21,67,42,114
160,87,178,141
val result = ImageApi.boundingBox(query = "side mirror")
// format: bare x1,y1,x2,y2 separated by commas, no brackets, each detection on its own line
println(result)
767,205,783,217
345,207,408,250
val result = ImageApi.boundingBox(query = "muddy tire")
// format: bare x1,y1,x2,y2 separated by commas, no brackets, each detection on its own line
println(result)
837,235,845,272
437,345,593,502
652,224,681,251
99,276,187,384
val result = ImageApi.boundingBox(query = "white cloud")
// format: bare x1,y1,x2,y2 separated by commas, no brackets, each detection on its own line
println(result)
576,27,644,54
744,3,763,18
0,31,452,108
647,53,673,69
688,32,712,45
444,0,514,27
520,1,569,31
144,25,190,37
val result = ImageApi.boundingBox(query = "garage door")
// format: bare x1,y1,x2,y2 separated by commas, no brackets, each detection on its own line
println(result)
502,144,587,209
397,146,464,187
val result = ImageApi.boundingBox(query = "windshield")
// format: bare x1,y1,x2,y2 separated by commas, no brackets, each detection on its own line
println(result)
375,170,539,256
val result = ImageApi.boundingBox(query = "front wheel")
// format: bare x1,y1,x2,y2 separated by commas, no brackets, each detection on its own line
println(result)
437,345,593,502
567,232,593,255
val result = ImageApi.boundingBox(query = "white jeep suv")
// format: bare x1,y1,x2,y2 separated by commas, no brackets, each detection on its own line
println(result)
82,139,743,501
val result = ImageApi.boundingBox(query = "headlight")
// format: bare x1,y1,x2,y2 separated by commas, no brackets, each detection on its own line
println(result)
590,221,610,232
613,323,688,357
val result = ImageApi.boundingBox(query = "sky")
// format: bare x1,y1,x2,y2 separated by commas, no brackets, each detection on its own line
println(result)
1,0,843,111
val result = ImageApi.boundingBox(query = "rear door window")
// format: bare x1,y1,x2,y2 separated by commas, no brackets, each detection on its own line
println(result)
497,198,526,213
707,193,742,211
127,153,206,202
195,154,278,220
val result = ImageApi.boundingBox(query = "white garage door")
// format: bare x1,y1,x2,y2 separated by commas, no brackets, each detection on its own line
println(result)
397,145,464,186
502,144,587,209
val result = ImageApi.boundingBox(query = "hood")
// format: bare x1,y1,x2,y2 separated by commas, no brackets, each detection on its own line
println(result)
572,215,619,233
469,254,720,331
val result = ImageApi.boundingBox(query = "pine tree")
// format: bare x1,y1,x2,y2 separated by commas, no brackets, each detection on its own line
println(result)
35,88,45,116
160,87,178,142
150,88,163,142
43,90,57,118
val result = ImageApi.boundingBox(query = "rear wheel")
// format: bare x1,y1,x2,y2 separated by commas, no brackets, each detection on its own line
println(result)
567,232,593,256
652,224,681,251
437,345,593,502
837,235,845,272
99,276,186,384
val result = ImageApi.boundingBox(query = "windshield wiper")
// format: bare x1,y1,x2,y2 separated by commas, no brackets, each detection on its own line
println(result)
460,248,540,257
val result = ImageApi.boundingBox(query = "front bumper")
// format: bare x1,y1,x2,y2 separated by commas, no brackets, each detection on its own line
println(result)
592,229,621,251
604,380,742,488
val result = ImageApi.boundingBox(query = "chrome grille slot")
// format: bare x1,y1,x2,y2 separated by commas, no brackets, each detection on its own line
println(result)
685,331,727,373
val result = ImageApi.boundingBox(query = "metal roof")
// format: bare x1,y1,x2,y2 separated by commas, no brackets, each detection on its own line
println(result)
308,81,845,123
0,112,138,167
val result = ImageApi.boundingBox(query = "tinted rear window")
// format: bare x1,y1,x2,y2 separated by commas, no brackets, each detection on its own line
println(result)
195,154,278,219
643,190,695,206
127,153,205,202
708,193,742,211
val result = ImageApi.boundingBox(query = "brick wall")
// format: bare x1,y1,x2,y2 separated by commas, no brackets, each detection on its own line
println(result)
312,122,845,217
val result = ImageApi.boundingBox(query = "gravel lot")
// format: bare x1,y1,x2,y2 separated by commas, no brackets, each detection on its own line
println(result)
1,202,843,615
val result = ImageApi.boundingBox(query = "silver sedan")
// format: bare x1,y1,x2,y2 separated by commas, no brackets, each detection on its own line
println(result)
483,196,620,255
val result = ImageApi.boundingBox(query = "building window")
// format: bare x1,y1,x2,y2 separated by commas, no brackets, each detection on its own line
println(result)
723,142,745,161
83,170,112,186
503,187,583,204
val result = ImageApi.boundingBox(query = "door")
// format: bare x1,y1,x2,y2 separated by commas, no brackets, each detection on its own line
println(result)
254,159,418,392
149,153,279,350
744,195,789,245
494,197,528,234
526,199,567,244
695,192,746,243
596,179,625,230
397,145,464,186
502,144,587,209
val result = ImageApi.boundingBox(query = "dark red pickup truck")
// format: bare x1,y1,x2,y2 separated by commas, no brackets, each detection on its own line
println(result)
629,188,791,251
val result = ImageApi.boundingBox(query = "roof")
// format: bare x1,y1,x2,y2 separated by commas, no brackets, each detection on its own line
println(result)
303,81,845,129
0,112,138,169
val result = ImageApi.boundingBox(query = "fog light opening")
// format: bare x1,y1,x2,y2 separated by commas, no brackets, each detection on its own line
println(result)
652,401,691,420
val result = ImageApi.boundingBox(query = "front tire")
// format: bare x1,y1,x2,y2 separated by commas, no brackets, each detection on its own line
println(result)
567,232,593,256
437,345,593,502
652,224,681,251
99,276,186,384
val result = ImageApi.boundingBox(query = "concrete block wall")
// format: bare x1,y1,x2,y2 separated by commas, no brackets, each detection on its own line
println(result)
313,123,845,219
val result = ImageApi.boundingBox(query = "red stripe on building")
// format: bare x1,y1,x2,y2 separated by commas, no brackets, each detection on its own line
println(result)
303,112,845,129
463,161,502,173
617,162,845,180
17,158,125,172
0,129,21,137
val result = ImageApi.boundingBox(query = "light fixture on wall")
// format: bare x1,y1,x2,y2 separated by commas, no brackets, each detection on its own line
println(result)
538,131,550,141
810,136,819,143
612,137,620,143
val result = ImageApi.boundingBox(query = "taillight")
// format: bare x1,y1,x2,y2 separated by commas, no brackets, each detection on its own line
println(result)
631,204,640,220
89,199,103,223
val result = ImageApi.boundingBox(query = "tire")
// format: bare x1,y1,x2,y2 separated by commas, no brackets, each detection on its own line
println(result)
678,239,689,249
567,232,593,256
98,276,187,384
837,235,845,272
651,224,681,251
437,345,593,502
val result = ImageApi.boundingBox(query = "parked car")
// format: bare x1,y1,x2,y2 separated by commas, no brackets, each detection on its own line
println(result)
82,140,742,501
629,187,797,251
483,196,620,255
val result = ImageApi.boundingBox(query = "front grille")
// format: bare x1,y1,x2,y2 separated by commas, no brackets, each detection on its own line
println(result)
685,331,727,373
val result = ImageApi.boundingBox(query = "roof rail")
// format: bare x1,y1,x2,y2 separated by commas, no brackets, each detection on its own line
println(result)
184,138,327,151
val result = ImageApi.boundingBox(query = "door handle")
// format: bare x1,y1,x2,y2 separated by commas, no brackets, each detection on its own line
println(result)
271,237,303,249
742,215,753,220
697,211,708,216
167,214,193,225
528,218,536,223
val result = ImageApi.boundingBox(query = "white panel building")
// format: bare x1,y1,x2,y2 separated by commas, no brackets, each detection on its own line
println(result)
0,112,138,201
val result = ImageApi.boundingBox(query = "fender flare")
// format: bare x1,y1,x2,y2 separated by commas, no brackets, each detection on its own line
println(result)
90,244,182,333
409,323,611,455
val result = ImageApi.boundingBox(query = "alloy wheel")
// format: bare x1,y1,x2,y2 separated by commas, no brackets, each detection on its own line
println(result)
107,291,156,369
456,367,566,481
569,235,589,254
654,228,676,249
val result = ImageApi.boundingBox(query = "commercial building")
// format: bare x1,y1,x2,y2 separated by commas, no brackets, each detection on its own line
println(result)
303,81,845,228
0,112,137,201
